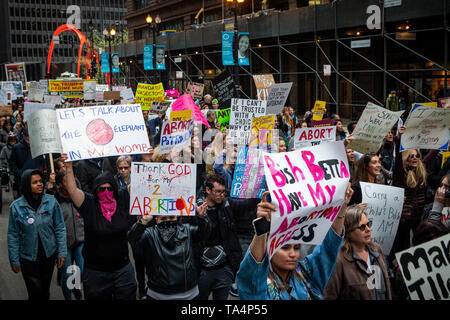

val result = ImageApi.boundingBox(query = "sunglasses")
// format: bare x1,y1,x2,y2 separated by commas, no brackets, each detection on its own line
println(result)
408,154,420,159
352,220,373,232
98,186,113,192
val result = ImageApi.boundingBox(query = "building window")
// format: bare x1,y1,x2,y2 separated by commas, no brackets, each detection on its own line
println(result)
134,0,146,10
134,28,143,40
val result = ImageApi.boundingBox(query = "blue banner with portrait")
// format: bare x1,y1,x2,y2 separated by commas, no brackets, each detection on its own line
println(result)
111,53,120,73
144,45,154,70
155,45,166,70
101,52,109,73
222,31,234,66
238,32,250,66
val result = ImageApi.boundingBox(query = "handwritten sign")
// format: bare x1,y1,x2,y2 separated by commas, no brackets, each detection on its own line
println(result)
349,102,404,154
186,82,204,100
311,119,335,127
442,152,450,168
253,74,275,100
395,233,450,300
228,98,267,146
438,97,450,109
95,84,109,101
135,83,165,110
159,113,195,154
120,88,135,102
28,109,63,158
312,100,327,121
293,126,336,150
360,182,404,255
1,81,23,99
401,105,450,151
212,69,236,108
263,141,350,259
24,102,55,123
49,80,84,98
28,82,45,102
0,90,9,105
266,82,293,115
130,162,196,216
231,115,274,199
83,81,97,101
216,108,230,130
44,95,61,104
150,101,171,113
56,104,151,161
442,207,450,228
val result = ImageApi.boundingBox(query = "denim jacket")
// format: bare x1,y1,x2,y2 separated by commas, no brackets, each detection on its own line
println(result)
8,194,67,268
236,227,343,300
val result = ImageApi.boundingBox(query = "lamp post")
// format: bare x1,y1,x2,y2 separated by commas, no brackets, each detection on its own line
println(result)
103,27,116,90
227,0,244,97
146,14,161,83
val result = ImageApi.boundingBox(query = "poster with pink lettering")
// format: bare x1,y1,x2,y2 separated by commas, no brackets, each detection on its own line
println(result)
56,104,151,161
262,141,350,259
129,162,196,216
293,126,336,150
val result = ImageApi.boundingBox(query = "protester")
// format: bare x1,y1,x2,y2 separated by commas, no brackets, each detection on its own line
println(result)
236,185,353,300
115,155,132,190
335,119,347,141
0,119,14,149
324,204,392,300
349,153,382,205
422,173,450,229
7,169,66,300
386,90,399,112
61,153,137,300
0,134,17,194
346,148,357,181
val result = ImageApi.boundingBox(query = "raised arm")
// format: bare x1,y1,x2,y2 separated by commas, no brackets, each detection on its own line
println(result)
60,153,85,208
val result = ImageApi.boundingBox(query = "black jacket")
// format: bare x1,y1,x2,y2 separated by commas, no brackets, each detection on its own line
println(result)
75,159,103,193
9,140,46,184
128,216,211,295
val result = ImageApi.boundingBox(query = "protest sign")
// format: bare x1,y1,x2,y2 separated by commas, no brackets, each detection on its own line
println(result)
24,102,55,123
129,162,196,216
56,104,151,161
0,90,8,105
311,119,335,127
360,182,404,255
5,62,27,86
349,102,404,154
170,110,192,121
172,94,209,127
231,115,274,199
253,74,275,100
135,83,165,110
419,102,437,108
312,100,327,121
0,105,13,116
39,80,49,94
103,91,121,101
44,95,61,104
438,97,450,109
442,207,450,227
83,80,97,101
266,82,293,115
28,82,45,102
1,81,23,99
228,98,267,146
216,108,230,131
186,82,204,100
400,105,450,151
294,126,336,150
49,80,84,98
96,84,109,101
159,114,195,154
262,141,350,259
395,233,450,300
112,85,128,92
28,109,63,159
442,151,450,168
212,69,236,108
120,87,135,102
150,101,171,113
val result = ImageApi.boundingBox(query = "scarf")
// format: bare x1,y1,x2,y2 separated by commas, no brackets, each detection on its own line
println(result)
97,190,117,222
157,220,178,243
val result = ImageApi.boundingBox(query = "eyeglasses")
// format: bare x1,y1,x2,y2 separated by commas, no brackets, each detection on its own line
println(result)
212,189,226,195
352,220,373,232
409,154,420,159
118,166,130,170
98,186,113,192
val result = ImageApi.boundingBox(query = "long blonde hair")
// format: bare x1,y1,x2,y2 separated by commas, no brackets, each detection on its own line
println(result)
401,149,427,188
342,204,374,256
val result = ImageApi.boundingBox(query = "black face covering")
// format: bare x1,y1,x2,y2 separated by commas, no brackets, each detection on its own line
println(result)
157,220,178,243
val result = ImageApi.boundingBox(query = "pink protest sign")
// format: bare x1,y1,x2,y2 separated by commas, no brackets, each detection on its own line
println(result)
172,94,210,127
262,141,350,259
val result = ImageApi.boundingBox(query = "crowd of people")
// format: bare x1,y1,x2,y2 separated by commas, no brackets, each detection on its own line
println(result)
3,88,450,302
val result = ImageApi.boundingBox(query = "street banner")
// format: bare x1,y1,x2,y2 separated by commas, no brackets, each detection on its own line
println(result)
155,45,166,70
438,97,450,109
56,104,151,161
253,74,275,100
400,104,450,151
294,126,336,150
395,233,450,300
28,109,63,159
44,95,61,104
228,98,267,146
28,82,45,102
135,83,165,110
1,81,24,99
360,182,404,255
150,101,171,113
129,162,197,216
311,119,335,127
262,141,350,259
349,102,404,154
312,100,327,121
159,110,195,154
5,62,27,86
231,115,274,199
24,102,55,123
143,45,154,70
222,31,234,66
83,80,97,101
237,32,250,66
216,108,230,131
212,69,236,108
101,52,109,73
186,82,204,100
111,53,120,73
266,82,293,115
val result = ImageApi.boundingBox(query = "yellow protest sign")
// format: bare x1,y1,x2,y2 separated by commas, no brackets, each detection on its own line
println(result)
442,151,450,168
170,109,192,121
249,115,275,147
312,100,326,121
420,102,437,108
49,80,84,92
135,83,165,110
